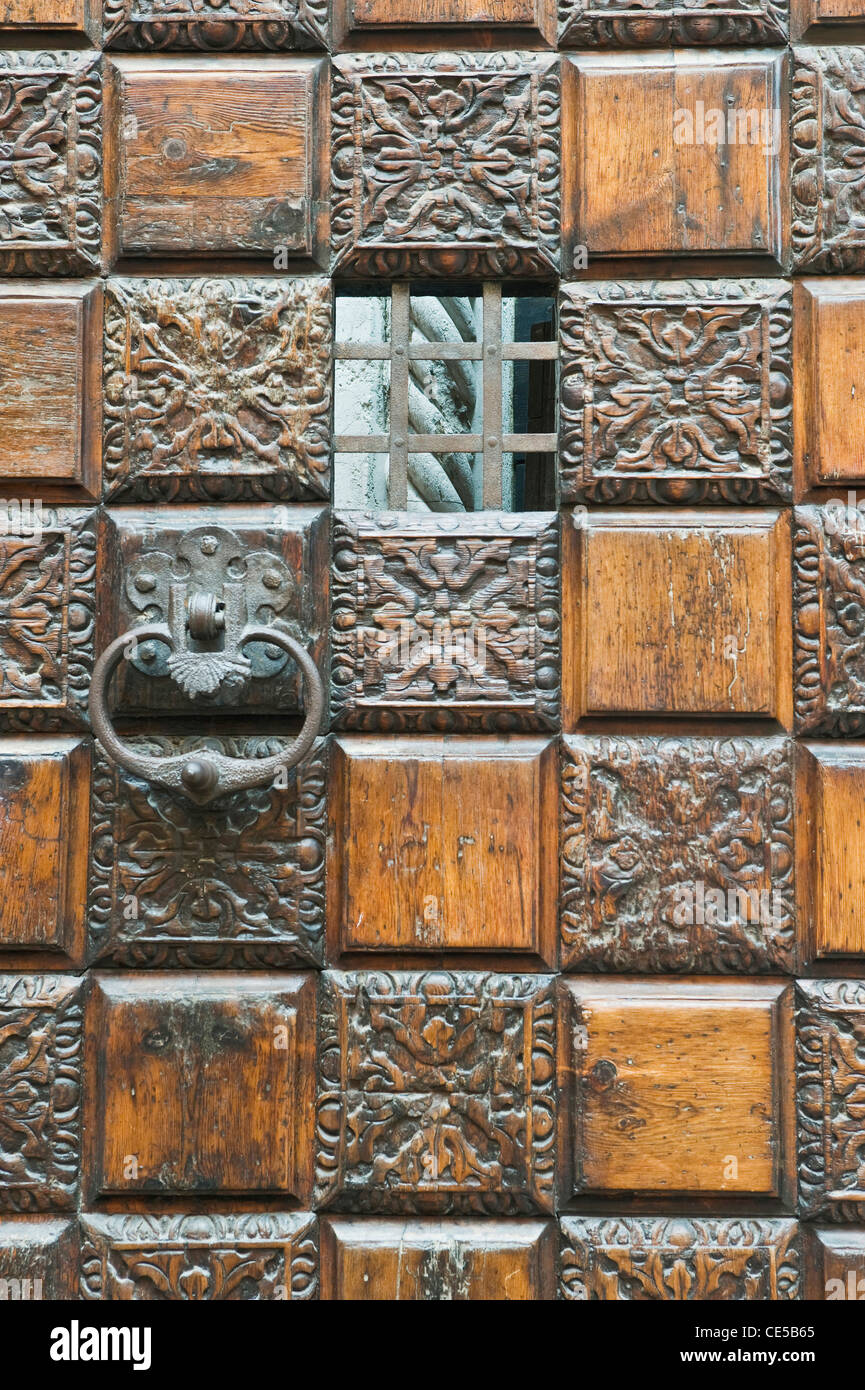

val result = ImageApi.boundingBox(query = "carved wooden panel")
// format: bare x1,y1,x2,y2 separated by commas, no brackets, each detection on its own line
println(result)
103,504,328,716
560,1218,801,1301
89,738,325,968
331,53,560,279
0,283,101,502
563,52,788,265
804,1228,865,1300
320,1218,555,1300
328,738,558,962
561,735,795,974
794,280,865,492
797,978,865,1221
0,1217,78,1301
331,513,559,732
0,508,97,733
794,503,865,736
334,0,556,44
103,277,331,503
0,974,82,1213
558,979,794,1201
0,737,89,967
104,55,328,264
317,971,556,1213
792,48,865,272
562,509,792,726
559,0,788,44
559,280,793,506
80,1213,318,1301
0,0,100,40
87,973,316,1200
792,0,865,32
797,745,865,962
103,0,328,50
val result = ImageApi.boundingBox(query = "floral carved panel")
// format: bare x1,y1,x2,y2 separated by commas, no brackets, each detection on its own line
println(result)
103,278,332,503
792,47,865,272
559,280,792,505
558,0,787,46
103,0,328,49
794,504,865,735
332,52,560,278
331,512,560,732
797,979,865,1221
317,972,556,1215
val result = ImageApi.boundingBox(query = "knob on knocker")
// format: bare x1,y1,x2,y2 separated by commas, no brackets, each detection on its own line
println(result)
89,622,324,804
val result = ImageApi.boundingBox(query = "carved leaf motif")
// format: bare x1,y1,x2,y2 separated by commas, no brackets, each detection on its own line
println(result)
166,651,252,697
102,0,328,49
794,505,865,735
558,0,788,46
793,48,865,272
797,979,865,1220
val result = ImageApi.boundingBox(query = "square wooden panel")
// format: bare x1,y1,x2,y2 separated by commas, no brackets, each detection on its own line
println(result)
797,745,865,962
321,1218,555,1300
317,971,556,1213
563,52,788,265
89,738,325,969
561,735,795,974
0,1218,78,1300
0,283,101,502
560,279,793,506
79,1213,317,1301
794,504,865,736
0,508,97,734
331,513,560,733
562,509,792,726
0,975,83,1213
0,51,101,276
793,48,865,272
103,504,328,717
805,1229,865,1300
103,0,328,50
0,737,89,966
797,979,865,1220
560,1218,801,1301
792,0,865,33
334,0,555,45
331,53,560,279
558,979,794,1201
559,0,788,44
87,973,316,1200
328,737,558,963
103,277,331,503
794,280,865,492
0,0,99,38
104,56,328,264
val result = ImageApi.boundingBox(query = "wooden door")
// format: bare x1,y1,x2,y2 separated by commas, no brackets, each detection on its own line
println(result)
0,0,862,1308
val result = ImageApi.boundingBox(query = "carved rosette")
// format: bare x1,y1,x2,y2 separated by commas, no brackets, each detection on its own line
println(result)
558,0,787,46
797,979,865,1222
560,1218,801,1300
794,504,865,736
331,512,560,732
0,51,101,275
792,47,865,273
79,1213,318,1300
102,0,328,50
316,972,557,1215
559,280,793,505
332,52,560,278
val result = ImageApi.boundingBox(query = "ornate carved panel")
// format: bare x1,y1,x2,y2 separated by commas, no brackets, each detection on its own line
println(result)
89,738,325,968
317,971,556,1214
0,1217,78,1300
793,503,865,736
103,0,328,50
558,0,788,44
792,47,865,272
562,509,793,726
103,277,331,504
559,280,793,506
797,978,865,1221
563,52,788,265
560,1218,801,1301
87,973,316,1200
558,979,794,1201
80,1212,318,1301
0,974,82,1213
331,513,559,732
0,51,101,276
561,735,795,974
321,1217,555,1300
0,737,89,966
331,53,560,279
104,55,328,264
103,504,328,716
0,508,97,733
